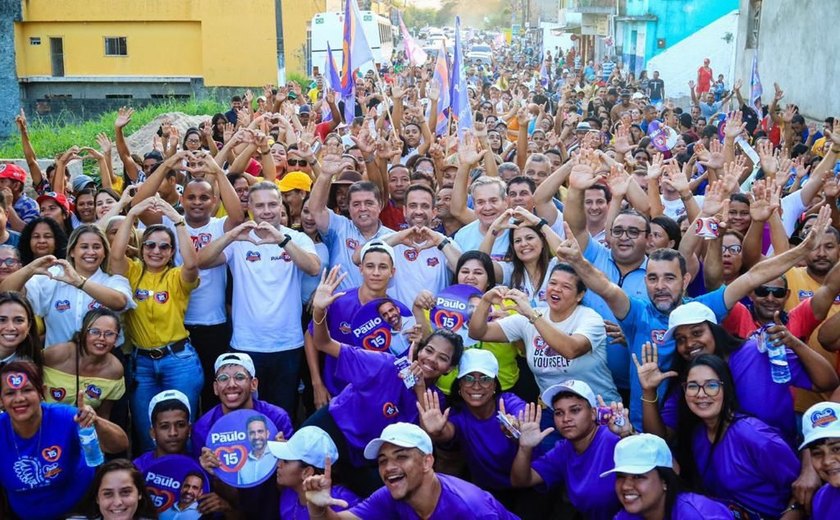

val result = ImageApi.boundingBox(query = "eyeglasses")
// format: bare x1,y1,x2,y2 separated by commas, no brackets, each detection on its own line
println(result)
215,372,249,384
185,139,201,144
683,380,723,397
288,159,309,167
462,374,494,387
87,328,118,340
610,227,644,239
0,258,20,267
142,241,173,251
754,285,787,298
722,244,743,255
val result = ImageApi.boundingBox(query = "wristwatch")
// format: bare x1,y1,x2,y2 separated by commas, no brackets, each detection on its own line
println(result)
528,311,543,324
437,238,451,251
279,234,291,248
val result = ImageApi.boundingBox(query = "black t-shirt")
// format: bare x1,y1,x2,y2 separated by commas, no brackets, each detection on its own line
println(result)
648,78,665,99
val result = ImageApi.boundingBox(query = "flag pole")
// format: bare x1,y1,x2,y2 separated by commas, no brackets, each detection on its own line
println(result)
370,65,402,141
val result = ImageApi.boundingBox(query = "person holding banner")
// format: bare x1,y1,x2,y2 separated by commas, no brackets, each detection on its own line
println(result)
303,265,464,497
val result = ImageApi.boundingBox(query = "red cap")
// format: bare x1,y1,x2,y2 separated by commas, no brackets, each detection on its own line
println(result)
37,192,71,213
0,164,27,184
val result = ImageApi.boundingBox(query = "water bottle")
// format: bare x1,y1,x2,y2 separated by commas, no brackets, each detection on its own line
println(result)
767,338,791,384
78,425,104,467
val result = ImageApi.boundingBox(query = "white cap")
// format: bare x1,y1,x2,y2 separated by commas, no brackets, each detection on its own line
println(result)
661,301,717,343
799,402,840,450
458,349,499,379
600,433,673,477
363,422,433,460
360,240,395,264
541,379,596,408
631,92,646,100
214,352,256,378
148,389,191,424
268,426,339,469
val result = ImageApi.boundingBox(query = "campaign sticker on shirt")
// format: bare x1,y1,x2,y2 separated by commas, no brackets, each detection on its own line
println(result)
143,455,210,513
430,284,482,348
350,298,415,356
206,409,278,489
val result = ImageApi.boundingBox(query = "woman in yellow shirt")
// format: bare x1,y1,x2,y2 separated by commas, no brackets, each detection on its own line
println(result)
42,308,125,421
110,196,201,452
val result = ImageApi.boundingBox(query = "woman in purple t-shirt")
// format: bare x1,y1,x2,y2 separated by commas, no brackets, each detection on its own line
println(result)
672,355,801,517
602,434,731,519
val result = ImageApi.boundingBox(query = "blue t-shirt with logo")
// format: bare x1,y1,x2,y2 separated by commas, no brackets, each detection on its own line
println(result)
0,403,94,520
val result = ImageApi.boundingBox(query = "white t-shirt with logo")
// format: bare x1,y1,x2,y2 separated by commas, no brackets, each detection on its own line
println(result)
387,244,451,306
321,210,393,292
496,305,619,403
223,227,317,352
454,220,510,260
164,216,228,326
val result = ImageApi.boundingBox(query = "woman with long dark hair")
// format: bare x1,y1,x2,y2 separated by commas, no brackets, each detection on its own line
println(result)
42,308,124,420
82,459,158,520
0,291,43,367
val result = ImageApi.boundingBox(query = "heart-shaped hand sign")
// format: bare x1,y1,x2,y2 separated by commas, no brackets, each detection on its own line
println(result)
432,309,465,332
146,487,176,512
362,328,392,352
214,445,249,473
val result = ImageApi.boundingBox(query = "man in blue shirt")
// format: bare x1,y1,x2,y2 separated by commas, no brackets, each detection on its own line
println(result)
558,205,834,429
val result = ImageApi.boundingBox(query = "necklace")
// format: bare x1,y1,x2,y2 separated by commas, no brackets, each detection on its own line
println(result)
9,404,44,460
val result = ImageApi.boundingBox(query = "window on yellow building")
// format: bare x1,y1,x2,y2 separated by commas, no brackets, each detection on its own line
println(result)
104,37,127,57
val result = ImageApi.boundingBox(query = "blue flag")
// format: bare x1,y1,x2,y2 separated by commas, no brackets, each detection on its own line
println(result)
450,17,473,140
339,0,375,124
432,41,451,136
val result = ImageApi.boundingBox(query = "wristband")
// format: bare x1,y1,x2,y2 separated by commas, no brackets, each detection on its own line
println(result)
437,238,451,251
174,220,186,227
77,276,88,291
536,218,549,230
528,311,543,324
279,234,291,248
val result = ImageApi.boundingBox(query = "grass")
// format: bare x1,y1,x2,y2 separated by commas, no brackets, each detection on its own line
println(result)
0,97,226,159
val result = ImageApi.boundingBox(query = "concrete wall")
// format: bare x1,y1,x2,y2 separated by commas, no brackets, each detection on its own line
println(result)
0,1,22,140
647,10,739,99
733,0,839,120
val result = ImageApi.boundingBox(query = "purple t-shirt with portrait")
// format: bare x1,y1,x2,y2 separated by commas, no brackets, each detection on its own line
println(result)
693,415,798,516
329,345,443,467
309,288,364,396
448,392,527,490
349,473,519,519
531,426,621,520
614,492,732,519
279,485,359,518
660,342,810,446
812,484,840,520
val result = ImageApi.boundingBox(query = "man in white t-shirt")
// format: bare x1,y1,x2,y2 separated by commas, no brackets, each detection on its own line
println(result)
374,185,461,306
198,182,320,415
309,159,393,291
165,174,245,411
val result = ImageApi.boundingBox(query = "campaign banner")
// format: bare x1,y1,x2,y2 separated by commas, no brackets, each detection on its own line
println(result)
350,298,415,356
143,455,209,513
206,409,278,488
430,284,482,347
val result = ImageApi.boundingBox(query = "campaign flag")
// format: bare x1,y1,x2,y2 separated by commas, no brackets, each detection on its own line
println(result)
539,60,549,88
322,43,342,122
432,41,451,136
450,16,473,140
399,13,427,66
749,53,763,112
339,0,375,124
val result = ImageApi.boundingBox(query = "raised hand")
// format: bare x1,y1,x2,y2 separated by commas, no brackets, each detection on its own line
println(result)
647,152,664,180
115,107,134,129
303,458,349,509
661,160,690,194
700,179,726,217
613,124,633,155
457,132,487,166
516,402,554,449
312,266,347,312
749,178,781,222
799,204,832,251
568,150,604,190
554,222,584,263
632,342,678,392
416,389,450,436
723,111,746,140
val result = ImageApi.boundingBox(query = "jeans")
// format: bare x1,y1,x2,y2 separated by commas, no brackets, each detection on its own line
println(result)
231,347,303,421
130,343,204,453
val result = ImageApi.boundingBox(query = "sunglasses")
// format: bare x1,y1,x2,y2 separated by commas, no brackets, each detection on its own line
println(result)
287,159,309,167
754,285,787,298
142,241,173,251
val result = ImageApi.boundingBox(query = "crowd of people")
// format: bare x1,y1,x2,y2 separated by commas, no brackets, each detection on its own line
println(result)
1,32,840,520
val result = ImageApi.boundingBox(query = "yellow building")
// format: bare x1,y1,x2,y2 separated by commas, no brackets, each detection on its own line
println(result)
13,0,326,100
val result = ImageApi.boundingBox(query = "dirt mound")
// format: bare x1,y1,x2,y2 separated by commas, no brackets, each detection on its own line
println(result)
115,112,213,173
